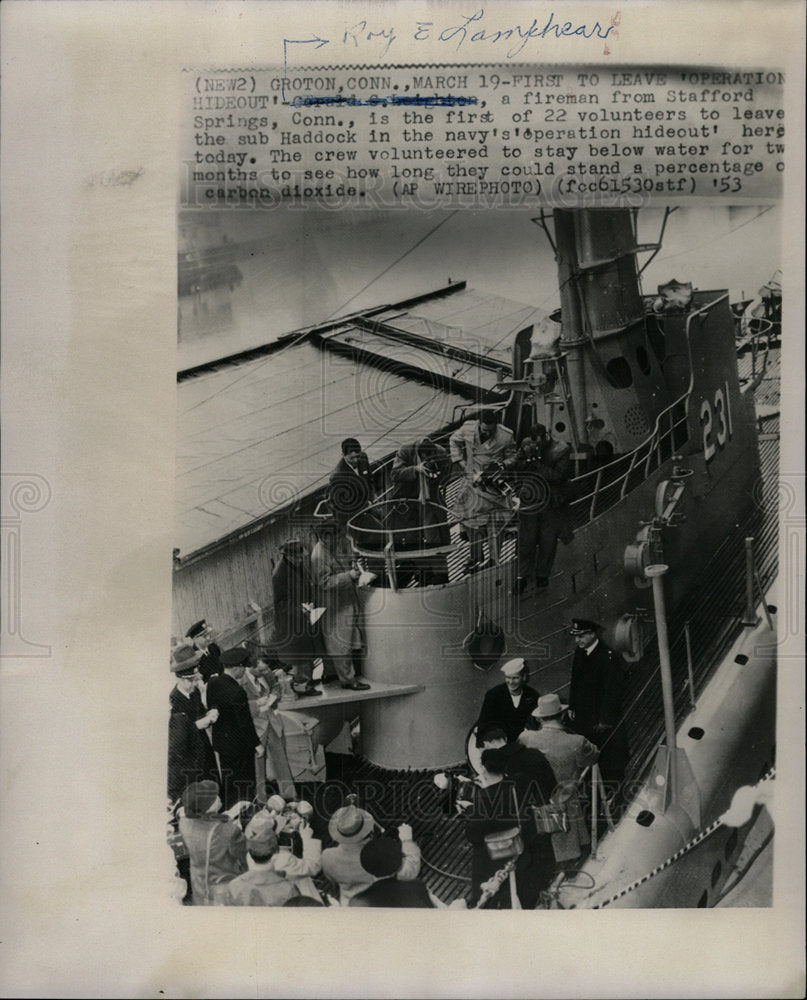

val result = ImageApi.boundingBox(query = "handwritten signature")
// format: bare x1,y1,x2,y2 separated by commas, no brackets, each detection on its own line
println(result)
286,8,617,62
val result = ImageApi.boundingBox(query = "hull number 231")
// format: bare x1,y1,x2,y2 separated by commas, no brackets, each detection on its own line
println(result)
700,381,734,462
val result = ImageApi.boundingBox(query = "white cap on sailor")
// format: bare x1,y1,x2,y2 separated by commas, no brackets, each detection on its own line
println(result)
500,657,526,676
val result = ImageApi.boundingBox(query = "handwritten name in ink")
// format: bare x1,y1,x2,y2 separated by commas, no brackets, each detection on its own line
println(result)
287,8,617,64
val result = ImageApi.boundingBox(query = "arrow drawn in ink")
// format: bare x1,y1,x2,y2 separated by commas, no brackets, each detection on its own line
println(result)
282,36,331,103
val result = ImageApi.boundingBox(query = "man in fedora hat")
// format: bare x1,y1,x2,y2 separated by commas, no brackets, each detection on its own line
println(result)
519,693,600,782
168,643,220,804
519,692,600,863
226,814,300,907
475,658,540,744
206,647,264,808
567,619,630,805
321,802,422,904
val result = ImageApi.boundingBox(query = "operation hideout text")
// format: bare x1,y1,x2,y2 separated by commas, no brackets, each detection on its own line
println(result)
183,68,785,207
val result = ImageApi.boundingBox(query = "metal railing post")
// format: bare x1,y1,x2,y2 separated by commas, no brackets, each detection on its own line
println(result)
684,621,697,709
384,537,398,592
741,537,759,626
645,564,678,803
590,763,600,859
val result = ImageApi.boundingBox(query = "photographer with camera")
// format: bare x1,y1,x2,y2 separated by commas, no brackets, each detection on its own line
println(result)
449,410,517,572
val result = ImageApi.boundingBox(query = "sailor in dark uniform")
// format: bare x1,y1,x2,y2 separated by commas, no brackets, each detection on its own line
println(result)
167,643,219,803
566,619,630,806
475,658,540,744
185,618,222,683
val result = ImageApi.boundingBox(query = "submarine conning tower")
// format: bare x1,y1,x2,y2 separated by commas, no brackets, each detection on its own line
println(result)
518,208,673,469
355,208,757,770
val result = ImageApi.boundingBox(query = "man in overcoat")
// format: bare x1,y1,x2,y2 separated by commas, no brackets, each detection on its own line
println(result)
168,643,219,803
239,656,296,799
449,409,517,570
387,436,452,584
271,538,326,696
329,437,374,531
567,619,630,803
519,693,599,862
310,523,370,690
206,647,264,808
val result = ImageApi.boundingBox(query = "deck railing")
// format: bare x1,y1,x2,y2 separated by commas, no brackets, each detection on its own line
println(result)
568,392,691,527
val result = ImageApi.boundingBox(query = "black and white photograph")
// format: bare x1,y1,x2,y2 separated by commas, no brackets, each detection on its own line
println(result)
2,2,804,997
170,198,782,912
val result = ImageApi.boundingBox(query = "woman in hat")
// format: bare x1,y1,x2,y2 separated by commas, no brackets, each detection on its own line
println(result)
462,748,524,908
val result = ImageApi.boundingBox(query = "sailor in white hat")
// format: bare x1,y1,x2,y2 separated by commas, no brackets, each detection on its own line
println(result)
474,656,540,743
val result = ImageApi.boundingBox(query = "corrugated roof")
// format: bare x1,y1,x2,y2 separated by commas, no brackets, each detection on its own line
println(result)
175,285,547,558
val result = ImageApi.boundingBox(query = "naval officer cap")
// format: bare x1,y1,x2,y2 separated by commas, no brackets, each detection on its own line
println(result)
500,657,526,676
569,619,601,635
185,619,209,639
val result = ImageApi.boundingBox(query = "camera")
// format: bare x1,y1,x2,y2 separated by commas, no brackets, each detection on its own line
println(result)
433,769,478,813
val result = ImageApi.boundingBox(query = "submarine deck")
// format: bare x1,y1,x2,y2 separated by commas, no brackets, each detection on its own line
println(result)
308,345,781,905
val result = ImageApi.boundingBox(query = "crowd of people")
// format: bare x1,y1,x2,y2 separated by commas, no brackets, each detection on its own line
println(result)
168,615,629,908
167,419,631,908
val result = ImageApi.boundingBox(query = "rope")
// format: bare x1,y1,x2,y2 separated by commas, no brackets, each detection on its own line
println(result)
584,765,775,910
